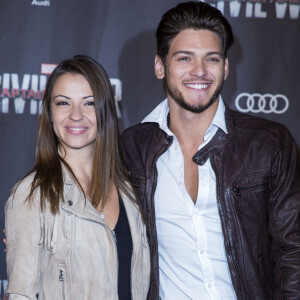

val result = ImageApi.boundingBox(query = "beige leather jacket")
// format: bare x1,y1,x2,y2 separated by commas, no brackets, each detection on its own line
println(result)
5,167,150,300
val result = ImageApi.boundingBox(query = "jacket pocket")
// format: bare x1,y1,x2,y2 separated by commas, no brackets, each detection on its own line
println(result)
232,182,269,197
231,182,269,214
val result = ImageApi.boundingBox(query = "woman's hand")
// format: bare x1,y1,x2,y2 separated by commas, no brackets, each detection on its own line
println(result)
3,229,6,252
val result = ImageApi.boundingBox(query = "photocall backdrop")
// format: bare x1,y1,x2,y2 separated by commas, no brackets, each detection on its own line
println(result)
0,0,299,295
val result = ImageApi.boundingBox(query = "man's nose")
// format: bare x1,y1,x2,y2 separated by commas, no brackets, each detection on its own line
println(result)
190,60,207,78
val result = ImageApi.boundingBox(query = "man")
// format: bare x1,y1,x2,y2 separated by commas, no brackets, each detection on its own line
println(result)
121,1,300,299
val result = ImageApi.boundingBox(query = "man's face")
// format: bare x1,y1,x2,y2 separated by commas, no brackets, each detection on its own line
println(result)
155,29,229,114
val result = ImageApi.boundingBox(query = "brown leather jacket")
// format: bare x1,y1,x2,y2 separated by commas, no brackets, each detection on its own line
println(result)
121,107,300,300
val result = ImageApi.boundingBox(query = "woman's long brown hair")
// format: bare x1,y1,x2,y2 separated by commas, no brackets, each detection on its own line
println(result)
26,55,139,215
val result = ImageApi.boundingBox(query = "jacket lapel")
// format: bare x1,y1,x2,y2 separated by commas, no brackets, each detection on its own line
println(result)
60,165,105,224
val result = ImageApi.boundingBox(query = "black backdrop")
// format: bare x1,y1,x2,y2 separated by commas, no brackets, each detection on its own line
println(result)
0,0,299,295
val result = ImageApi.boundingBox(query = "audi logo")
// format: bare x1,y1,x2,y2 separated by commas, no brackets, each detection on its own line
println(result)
235,93,289,114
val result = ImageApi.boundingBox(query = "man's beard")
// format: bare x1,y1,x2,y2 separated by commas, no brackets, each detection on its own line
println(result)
164,76,224,114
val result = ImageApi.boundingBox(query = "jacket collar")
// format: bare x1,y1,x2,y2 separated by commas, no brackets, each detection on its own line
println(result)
142,96,228,137
60,164,105,223
142,97,233,166
60,164,144,241
192,104,236,166
140,102,236,167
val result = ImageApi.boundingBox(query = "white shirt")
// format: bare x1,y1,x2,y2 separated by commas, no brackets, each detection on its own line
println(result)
143,97,237,300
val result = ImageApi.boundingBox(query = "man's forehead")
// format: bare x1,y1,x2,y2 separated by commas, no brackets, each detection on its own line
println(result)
167,29,222,54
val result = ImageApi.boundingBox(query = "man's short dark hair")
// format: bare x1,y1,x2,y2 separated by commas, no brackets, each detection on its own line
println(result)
156,1,234,63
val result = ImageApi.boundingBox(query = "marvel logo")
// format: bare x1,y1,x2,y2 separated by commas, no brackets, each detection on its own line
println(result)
41,63,57,75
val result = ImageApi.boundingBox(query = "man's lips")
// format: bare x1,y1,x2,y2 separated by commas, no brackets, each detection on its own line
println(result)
184,83,211,90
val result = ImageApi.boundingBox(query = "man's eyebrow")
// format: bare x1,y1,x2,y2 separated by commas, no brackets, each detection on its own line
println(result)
171,51,223,57
206,51,223,56
172,51,194,57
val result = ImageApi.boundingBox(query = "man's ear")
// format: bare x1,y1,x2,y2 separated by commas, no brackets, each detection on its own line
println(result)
224,58,229,80
154,55,165,79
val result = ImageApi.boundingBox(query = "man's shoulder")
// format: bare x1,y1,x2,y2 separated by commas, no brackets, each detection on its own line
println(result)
121,121,172,158
121,122,167,143
227,108,299,154
122,122,160,135
122,98,169,141
228,108,290,136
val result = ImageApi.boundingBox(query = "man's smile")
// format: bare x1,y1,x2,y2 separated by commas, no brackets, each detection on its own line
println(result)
184,83,210,90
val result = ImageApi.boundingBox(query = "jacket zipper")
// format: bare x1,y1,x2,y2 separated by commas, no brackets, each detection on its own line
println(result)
61,205,119,297
232,183,269,197
105,224,119,296
210,156,248,299
151,136,173,200
89,221,119,296
149,135,173,299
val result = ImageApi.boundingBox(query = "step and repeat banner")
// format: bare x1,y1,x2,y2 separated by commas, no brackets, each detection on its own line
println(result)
0,0,299,296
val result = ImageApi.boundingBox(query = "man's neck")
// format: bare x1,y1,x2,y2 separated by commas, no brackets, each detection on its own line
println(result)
168,99,219,150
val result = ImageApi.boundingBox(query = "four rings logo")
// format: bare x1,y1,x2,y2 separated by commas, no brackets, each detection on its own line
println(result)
235,93,289,114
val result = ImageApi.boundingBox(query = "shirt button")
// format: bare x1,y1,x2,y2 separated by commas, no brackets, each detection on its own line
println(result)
200,250,204,255
67,200,73,206
208,283,212,288
179,180,183,186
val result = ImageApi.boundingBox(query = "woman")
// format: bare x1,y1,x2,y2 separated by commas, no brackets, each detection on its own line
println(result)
5,55,150,299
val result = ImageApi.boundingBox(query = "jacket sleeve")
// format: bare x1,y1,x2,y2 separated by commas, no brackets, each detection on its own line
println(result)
270,126,300,299
5,178,42,300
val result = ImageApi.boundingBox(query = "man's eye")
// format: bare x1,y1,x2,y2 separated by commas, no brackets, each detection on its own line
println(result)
207,57,220,62
178,57,189,61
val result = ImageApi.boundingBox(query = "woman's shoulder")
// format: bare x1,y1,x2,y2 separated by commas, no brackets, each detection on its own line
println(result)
6,172,38,207
12,172,35,194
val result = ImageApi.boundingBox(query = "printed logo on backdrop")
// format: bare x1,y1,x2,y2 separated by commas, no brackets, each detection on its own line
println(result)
235,92,289,114
0,64,123,118
200,0,299,19
31,0,50,6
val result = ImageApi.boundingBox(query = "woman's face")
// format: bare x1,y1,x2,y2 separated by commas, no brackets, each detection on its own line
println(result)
50,73,97,155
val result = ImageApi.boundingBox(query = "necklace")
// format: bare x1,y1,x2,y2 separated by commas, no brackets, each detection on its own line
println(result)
86,194,105,219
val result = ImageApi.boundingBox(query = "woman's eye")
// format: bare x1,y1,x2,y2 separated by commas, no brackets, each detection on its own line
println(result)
56,101,68,106
85,101,95,106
